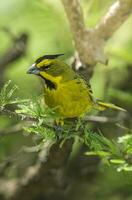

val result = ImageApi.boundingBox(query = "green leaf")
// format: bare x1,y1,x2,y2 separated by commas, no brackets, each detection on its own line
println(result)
123,165,132,171
0,80,18,108
110,159,126,164
16,98,59,121
85,151,111,157
24,124,56,140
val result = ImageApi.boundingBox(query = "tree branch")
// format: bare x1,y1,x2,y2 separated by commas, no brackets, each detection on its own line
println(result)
61,0,86,55
0,30,28,85
61,0,99,67
62,0,132,67
96,0,132,40
0,124,23,137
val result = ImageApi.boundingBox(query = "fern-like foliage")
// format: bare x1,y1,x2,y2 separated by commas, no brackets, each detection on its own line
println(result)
0,80,27,110
0,80,18,109
85,128,132,172
0,81,132,172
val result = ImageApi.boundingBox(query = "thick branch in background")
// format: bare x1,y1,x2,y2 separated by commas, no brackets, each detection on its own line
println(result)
0,30,28,85
96,0,132,40
62,0,132,71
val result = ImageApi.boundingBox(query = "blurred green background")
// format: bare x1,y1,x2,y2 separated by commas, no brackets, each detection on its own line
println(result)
0,0,132,200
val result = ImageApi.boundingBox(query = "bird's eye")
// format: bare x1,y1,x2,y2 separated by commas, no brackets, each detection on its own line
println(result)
40,65,50,71
45,65,50,70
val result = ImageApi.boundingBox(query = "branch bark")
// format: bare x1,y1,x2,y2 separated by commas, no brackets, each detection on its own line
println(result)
62,0,132,67
96,0,132,40
0,31,28,85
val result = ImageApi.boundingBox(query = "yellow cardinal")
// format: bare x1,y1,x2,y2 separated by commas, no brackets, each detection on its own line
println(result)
27,54,125,120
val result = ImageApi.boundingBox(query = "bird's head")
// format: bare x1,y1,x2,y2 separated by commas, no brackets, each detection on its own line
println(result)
27,54,64,77
27,53,75,89
27,54,68,89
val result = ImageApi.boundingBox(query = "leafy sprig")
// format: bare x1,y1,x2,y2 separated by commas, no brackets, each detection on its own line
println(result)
0,81,132,171
84,127,132,172
0,80,28,111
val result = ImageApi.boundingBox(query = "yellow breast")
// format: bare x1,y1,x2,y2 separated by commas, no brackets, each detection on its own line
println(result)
44,79,93,118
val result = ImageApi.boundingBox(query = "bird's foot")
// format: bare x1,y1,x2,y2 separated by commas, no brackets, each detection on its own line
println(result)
54,119,64,139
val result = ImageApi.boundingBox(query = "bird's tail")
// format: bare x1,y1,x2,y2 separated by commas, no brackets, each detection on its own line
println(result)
95,101,126,112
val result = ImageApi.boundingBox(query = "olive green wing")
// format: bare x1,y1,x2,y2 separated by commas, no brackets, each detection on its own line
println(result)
73,73,96,103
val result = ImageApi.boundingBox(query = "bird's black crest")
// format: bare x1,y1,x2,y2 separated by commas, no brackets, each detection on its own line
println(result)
35,54,64,64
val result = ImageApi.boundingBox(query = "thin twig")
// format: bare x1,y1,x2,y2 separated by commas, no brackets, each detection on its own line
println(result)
0,124,23,137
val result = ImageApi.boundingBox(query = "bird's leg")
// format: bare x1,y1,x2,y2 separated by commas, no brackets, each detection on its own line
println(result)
53,118,64,139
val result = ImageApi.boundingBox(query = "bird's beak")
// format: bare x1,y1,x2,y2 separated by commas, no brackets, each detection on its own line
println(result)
27,64,40,75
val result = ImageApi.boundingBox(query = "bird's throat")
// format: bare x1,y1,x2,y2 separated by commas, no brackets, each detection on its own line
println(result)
38,74,56,90
39,71,62,90
43,77,56,90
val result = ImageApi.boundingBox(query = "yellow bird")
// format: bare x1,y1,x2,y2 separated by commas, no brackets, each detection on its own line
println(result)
27,54,125,120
